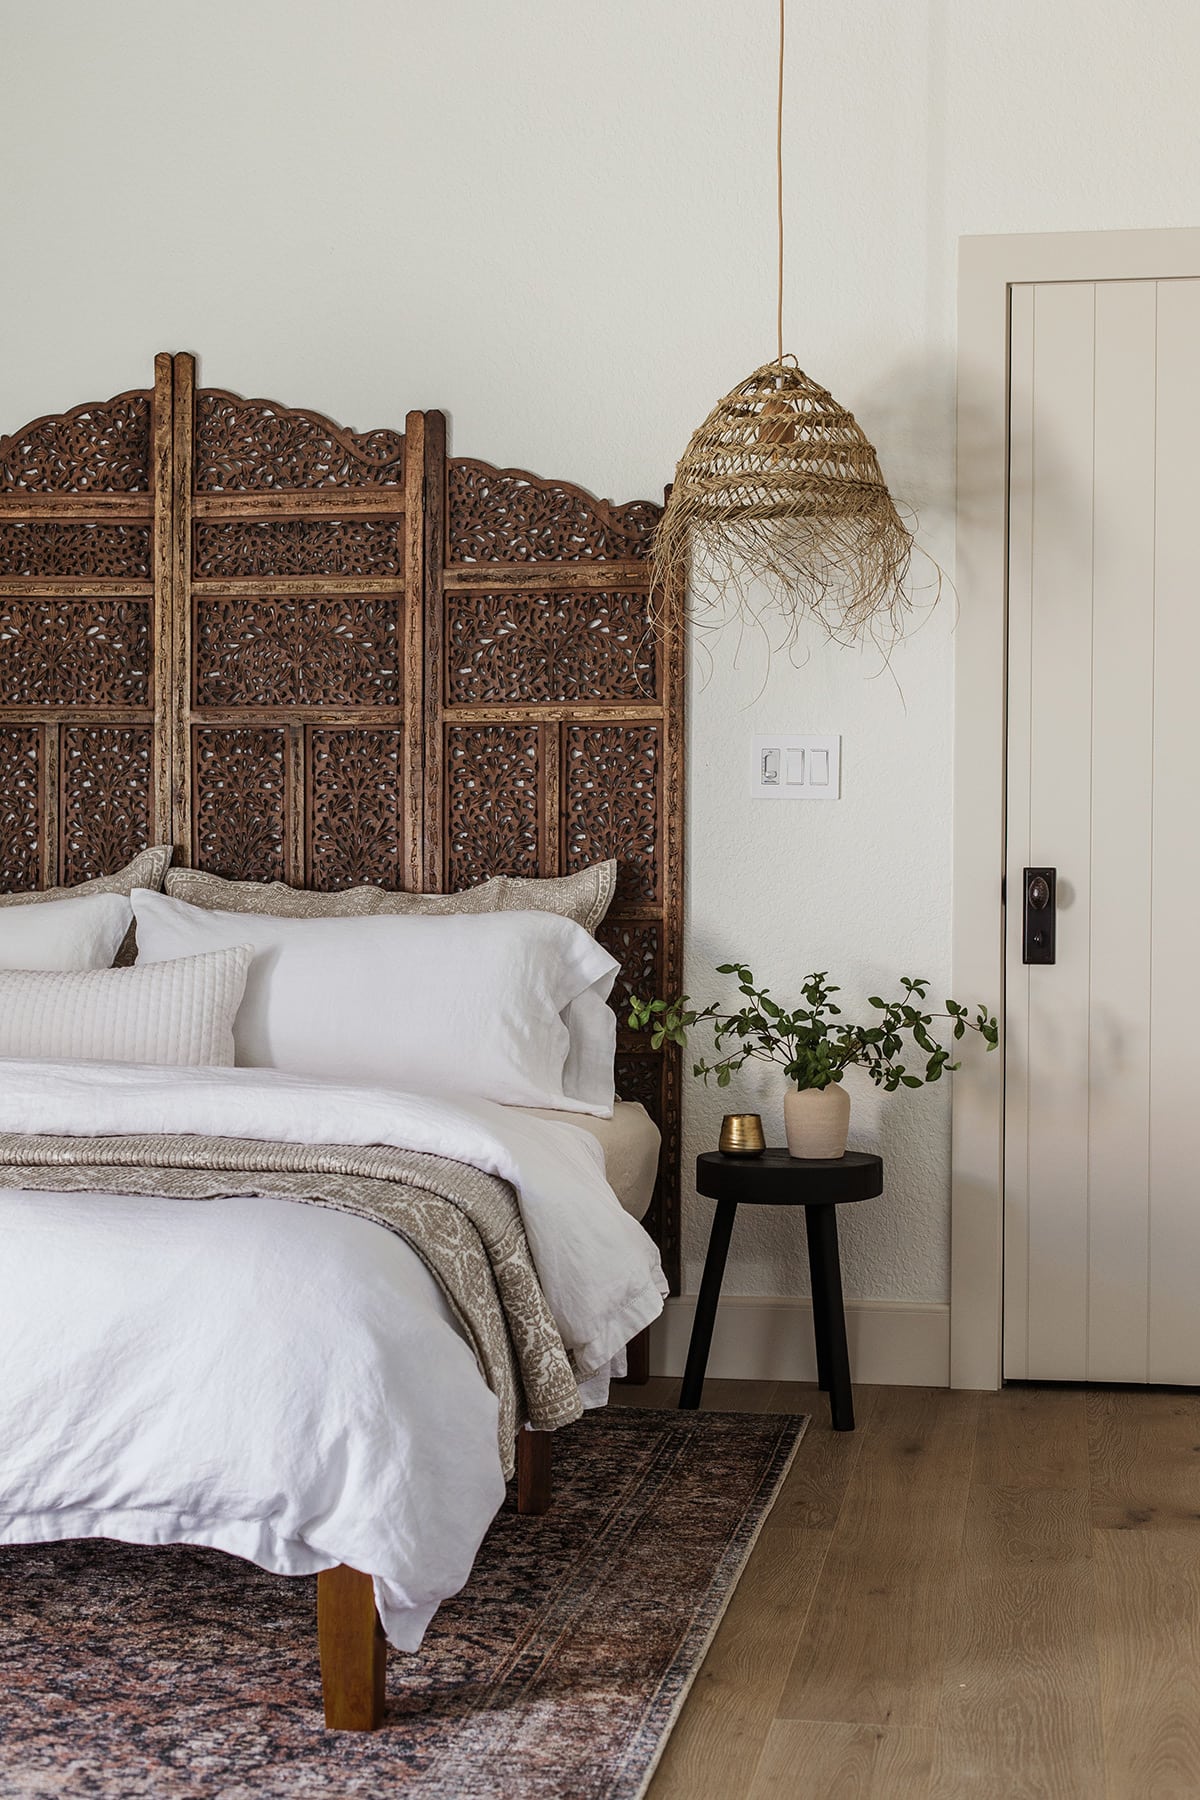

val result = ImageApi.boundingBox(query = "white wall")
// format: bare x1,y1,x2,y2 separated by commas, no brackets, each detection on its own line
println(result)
3,0,1199,1345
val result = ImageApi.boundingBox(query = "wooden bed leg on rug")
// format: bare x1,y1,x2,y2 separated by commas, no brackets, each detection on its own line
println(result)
517,1427,552,1515
619,1326,651,1386
317,1565,386,1731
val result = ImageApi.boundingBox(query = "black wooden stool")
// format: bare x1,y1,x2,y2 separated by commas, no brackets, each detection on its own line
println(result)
680,1149,884,1430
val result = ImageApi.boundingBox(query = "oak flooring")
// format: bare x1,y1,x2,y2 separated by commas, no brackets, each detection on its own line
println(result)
610,1379,1200,1798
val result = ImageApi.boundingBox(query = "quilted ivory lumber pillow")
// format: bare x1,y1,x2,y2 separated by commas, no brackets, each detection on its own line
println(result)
0,945,253,1066
163,860,618,934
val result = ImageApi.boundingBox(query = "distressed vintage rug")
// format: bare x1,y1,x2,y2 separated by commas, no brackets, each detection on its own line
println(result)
0,1407,806,1800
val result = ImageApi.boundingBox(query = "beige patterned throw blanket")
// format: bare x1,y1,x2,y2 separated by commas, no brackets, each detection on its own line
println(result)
0,1132,583,1475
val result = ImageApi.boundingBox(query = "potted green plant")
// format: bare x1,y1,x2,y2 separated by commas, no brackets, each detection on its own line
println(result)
629,965,999,1159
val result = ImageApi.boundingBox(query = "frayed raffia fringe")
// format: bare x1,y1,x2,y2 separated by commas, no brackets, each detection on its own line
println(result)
651,358,919,650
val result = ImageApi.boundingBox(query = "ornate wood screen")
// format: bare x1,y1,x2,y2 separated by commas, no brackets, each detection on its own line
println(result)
0,352,683,1287
428,438,684,1286
0,355,173,885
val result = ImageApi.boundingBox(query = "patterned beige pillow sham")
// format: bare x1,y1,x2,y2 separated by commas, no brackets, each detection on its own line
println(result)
476,867,617,935
0,845,173,908
163,871,379,918
0,845,174,966
163,860,618,935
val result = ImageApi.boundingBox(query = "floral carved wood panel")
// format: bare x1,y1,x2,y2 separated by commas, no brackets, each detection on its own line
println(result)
192,727,287,881
194,394,404,492
446,726,541,891
0,395,151,493
598,917,662,1025
0,728,41,892
193,518,403,578
446,590,656,705
564,725,660,904
0,523,152,580
177,370,414,891
448,461,658,562
0,377,162,888
614,1052,665,1127
194,596,399,709
60,728,153,885
0,600,151,708
308,728,403,890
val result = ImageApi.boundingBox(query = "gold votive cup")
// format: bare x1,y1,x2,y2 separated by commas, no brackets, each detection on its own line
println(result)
718,1113,766,1157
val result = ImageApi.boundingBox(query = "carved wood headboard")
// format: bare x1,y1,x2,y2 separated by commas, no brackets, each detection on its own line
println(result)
0,351,683,1288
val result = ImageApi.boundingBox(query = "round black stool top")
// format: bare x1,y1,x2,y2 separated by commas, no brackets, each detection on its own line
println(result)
696,1148,883,1207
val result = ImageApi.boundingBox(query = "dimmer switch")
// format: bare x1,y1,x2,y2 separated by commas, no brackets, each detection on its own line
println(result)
751,735,841,800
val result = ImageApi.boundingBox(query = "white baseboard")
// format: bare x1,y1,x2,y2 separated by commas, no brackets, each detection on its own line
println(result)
649,1294,950,1387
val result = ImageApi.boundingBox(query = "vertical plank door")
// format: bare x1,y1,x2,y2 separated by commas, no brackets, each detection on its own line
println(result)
1004,277,1200,1381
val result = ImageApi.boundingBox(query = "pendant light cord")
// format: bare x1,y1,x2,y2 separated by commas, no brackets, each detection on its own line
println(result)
776,0,785,365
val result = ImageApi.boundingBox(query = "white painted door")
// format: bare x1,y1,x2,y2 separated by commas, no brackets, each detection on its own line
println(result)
1004,277,1200,1383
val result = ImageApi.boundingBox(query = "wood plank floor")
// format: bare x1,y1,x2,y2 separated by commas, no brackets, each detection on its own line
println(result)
610,1378,1200,1799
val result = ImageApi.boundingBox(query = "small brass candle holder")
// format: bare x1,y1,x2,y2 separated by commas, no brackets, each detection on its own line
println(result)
718,1113,766,1157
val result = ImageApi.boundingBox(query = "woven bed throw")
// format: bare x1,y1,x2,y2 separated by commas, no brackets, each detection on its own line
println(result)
0,1135,583,1472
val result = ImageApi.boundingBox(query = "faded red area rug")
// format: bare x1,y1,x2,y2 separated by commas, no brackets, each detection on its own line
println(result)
0,1407,805,1799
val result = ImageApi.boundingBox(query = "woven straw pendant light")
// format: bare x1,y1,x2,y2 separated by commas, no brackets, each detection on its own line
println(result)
652,0,914,646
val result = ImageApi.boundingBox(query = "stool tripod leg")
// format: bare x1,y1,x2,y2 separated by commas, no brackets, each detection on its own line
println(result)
804,1207,831,1392
679,1197,737,1410
807,1204,854,1431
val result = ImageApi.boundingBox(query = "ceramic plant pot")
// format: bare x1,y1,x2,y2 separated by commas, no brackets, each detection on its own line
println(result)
784,1082,851,1159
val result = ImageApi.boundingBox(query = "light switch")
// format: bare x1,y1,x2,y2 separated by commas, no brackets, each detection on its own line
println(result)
751,735,841,800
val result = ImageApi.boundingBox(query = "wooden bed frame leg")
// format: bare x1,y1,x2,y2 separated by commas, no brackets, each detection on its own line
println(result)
517,1427,552,1515
317,1565,386,1731
619,1325,651,1386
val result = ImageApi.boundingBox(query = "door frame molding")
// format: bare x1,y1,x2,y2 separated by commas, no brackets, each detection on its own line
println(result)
952,227,1200,1389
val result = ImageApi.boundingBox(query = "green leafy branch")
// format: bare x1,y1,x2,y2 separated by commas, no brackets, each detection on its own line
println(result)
628,964,998,1093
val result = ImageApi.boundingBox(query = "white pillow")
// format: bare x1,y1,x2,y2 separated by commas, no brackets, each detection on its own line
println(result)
0,890,132,971
0,946,252,1066
132,890,619,1113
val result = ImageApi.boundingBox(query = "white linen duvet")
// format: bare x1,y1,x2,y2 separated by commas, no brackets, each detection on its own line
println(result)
0,1060,668,1648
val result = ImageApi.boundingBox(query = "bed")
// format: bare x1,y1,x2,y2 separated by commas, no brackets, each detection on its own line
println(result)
0,355,683,1729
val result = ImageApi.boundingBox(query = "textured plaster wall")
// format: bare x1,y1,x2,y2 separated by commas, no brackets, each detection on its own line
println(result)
3,0,1199,1312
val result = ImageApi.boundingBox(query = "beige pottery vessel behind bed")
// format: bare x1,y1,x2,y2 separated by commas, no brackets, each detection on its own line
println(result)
783,1084,850,1160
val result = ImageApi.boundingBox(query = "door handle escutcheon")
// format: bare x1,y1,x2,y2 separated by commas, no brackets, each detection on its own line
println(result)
1022,867,1056,964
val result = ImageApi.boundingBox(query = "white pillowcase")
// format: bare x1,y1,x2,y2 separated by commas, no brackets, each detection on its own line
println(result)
132,889,619,1113
0,890,132,972
0,946,252,1066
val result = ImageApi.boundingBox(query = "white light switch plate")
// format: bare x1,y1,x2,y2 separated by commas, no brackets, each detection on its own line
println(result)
751,734,841,800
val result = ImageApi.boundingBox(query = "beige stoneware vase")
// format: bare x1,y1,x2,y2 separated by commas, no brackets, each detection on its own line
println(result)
784,1084,851,1160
